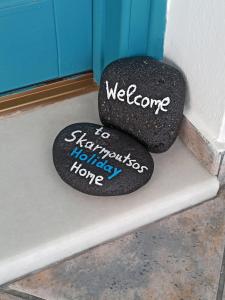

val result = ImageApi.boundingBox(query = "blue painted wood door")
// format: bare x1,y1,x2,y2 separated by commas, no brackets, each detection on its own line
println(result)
53,0,92,77
0,0,166,93
0,0,92,93
93,0,167,82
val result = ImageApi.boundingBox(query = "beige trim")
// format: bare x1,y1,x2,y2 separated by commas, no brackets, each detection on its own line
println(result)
179,116,225,185
0,72,98,116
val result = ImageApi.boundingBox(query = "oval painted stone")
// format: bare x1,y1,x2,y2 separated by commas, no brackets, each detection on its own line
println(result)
98,56,186,153
53,123,154,196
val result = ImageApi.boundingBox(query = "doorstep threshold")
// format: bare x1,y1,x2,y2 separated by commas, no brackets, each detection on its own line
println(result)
0,92,219,285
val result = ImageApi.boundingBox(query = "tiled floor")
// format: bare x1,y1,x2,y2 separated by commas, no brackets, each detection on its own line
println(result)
1,189,225,300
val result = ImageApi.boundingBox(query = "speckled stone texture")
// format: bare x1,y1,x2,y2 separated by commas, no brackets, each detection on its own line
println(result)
53,122,154,196
6,189,225,300
99,56,186,153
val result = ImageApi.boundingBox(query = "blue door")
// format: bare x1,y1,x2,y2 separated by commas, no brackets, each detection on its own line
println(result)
0,0,166,93
0,0,92,93
93,0,167,82
53,0,92,78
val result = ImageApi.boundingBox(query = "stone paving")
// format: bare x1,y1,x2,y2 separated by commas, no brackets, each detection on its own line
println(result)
1,189,225,300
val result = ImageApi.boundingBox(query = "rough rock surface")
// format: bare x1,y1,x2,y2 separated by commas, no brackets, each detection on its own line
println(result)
98,56,186,153
53,123,154,196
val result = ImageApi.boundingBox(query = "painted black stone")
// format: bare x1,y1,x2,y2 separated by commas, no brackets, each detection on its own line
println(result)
98,56,186,153
53,123,154,196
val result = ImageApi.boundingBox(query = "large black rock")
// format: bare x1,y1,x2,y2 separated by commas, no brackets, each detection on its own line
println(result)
98,56,186,153
53,123,154,196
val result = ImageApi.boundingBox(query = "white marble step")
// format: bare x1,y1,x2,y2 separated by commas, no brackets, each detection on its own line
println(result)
0,92,219,285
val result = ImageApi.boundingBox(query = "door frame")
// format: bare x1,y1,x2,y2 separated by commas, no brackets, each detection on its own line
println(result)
93,0,167,82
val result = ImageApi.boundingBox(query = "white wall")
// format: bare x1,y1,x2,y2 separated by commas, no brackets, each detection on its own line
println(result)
164,0,225,148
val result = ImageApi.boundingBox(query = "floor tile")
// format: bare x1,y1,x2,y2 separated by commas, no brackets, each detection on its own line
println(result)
9,189,225,300
0,292,22,300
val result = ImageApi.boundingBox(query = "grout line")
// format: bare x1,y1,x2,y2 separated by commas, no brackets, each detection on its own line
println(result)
216,245,225,300
0,288,46,300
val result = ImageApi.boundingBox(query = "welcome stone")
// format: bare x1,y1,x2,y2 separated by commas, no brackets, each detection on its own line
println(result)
98,56,186,153
53,123,154,196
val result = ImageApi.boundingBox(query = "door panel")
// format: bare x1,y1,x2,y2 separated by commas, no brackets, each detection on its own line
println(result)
0,0,59,93
0,0,93,94
53,0,92,77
